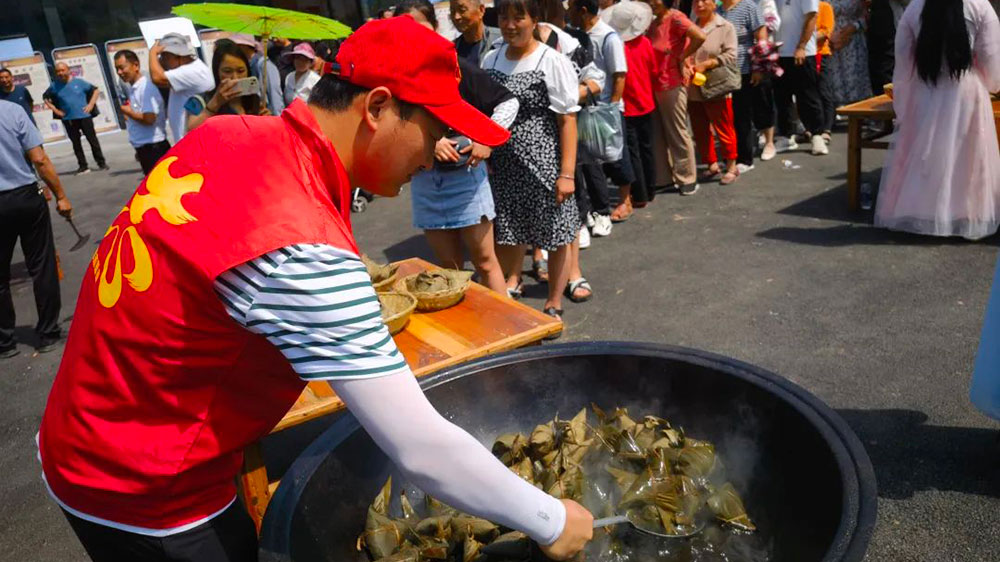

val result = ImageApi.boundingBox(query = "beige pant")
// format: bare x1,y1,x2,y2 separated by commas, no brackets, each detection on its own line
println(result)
653,86,697,187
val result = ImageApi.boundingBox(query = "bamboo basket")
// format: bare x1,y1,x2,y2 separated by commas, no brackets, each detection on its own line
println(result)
378,292,416,335
394,270,473,312
361,254,399,293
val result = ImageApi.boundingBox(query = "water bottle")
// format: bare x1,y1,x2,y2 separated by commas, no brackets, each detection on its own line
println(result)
860,182,873,210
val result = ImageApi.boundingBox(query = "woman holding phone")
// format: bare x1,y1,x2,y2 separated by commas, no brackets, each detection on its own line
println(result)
186,40,270,131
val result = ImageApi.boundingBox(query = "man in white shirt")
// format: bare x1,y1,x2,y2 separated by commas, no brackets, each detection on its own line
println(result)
569,0,637,226
148,33,214,144
113,50,170,175
773,0,828,155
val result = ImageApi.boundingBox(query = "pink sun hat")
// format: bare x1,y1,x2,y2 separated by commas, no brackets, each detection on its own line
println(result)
282,42,316,62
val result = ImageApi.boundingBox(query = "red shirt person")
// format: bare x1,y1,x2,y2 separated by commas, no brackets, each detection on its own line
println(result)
38,17,593,562
607,1,659,206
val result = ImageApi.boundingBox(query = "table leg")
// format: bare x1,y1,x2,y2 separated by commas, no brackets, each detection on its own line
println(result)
847,117,861,211
238,443,271,535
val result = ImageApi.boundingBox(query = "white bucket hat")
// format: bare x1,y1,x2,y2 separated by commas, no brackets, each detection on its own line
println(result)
606,1,654,42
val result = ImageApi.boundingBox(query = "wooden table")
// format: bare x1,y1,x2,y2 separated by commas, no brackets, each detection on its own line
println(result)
238,257,562,530
836,95,1000,211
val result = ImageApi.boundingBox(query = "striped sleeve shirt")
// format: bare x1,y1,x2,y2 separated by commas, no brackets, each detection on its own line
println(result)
214,244,409,380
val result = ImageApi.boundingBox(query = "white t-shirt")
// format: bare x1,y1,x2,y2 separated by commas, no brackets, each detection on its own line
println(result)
586,19,628,109
481,43,581,114
165,59,214,143
124,75,167,147
284,70,321,106
776,0,820,57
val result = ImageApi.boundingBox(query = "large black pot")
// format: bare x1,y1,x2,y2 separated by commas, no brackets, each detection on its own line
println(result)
260,342,877,562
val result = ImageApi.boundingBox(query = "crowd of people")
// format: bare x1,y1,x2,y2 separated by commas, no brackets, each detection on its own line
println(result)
370,0,929,329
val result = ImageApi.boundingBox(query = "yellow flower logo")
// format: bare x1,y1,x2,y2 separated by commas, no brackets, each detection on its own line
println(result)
92,157,203,308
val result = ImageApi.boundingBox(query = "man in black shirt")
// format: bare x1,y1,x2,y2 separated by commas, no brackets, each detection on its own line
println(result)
450,0,501,66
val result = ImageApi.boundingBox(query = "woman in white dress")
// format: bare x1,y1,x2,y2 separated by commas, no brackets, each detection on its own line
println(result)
874,0,1000,239
282,42,321,106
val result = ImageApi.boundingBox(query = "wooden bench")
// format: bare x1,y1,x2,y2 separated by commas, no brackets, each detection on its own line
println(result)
836,95,1000,211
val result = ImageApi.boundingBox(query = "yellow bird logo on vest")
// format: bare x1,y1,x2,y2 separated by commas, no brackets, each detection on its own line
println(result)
94,157,203,308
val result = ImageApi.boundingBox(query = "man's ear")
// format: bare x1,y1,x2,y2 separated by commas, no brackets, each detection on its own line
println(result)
361,86,395,132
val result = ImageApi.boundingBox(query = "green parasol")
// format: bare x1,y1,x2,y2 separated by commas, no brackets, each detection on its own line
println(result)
171,3,352,108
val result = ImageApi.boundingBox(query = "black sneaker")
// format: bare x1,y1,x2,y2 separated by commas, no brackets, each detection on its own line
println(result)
75,167,91,175
37,334,62,354
679,183,700,196
0,346,19,359
98,164,110,171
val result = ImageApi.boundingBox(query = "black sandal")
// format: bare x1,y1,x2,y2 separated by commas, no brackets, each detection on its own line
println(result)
542,307,564,340
565,278,593,303
507,280,524,300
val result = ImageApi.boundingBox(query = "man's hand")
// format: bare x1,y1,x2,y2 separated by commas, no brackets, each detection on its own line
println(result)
539,499,593,561
55,196,72,219
434,137,461,163
679,59,693,82
150,40,165,57
794,47,807,65
463,142,491,167
84,102,96,115
555,176,574,205
750,71,764,86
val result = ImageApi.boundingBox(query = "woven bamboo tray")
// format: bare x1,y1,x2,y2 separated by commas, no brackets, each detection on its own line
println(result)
378,292,416,335
394,270,473,312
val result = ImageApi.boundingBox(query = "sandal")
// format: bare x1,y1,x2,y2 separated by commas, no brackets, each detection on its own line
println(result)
507,280,524,300
610,204,633,223
699,164,722,181
542,307,564,340
565,277,593,303
720,169,740,185
532,259,549,283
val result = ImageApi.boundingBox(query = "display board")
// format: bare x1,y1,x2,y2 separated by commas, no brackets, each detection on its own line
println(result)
0,52,66,142
198,29,233,66
138,17,202,48
51,44,119,134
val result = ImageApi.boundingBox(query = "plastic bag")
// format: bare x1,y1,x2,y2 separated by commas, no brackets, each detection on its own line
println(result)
971,256,1000,421
578,100,624,163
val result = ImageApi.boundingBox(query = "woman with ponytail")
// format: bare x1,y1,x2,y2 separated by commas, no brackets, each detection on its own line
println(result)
874,0,1000,239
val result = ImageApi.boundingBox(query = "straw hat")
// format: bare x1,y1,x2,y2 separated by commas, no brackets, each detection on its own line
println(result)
606,1,654,42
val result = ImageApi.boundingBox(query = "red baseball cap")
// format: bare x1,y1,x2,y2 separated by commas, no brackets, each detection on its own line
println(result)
331,16,510,147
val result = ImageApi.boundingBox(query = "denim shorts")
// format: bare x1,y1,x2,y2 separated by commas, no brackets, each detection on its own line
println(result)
410,164,496,230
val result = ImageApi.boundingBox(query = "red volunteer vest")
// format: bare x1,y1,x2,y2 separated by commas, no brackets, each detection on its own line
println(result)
39,100,359,529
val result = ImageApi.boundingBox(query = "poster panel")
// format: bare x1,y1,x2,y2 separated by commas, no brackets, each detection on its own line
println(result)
51,44,119,134
0,52,66,143
198,29,233,66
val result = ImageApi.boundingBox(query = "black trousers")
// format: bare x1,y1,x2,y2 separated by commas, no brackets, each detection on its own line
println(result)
731,73,776,166
63,501,258,562
64,118,106,169
624,112,655,204
774,57,825,136
0,184,61,350
817,55,836,133
135,140,172,175
576,161,610,217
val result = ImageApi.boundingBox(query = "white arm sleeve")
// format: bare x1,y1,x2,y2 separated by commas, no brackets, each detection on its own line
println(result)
330,370,567,546
490,97,520,130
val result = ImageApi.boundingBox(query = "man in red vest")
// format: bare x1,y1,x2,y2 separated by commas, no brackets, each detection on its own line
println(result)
38,17,592,562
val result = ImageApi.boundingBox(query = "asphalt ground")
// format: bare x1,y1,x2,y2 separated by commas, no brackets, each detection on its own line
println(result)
1,128,997,561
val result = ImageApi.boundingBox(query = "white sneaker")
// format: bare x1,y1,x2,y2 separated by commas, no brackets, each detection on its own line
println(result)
774,137,799,152
579,226,591,249
810,135,829,155
761,144,777,161
736,163,754,174
586,211,597,229
591,213,613,237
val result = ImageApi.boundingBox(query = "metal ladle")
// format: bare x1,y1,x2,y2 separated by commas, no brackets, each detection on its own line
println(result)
593,509,705,539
